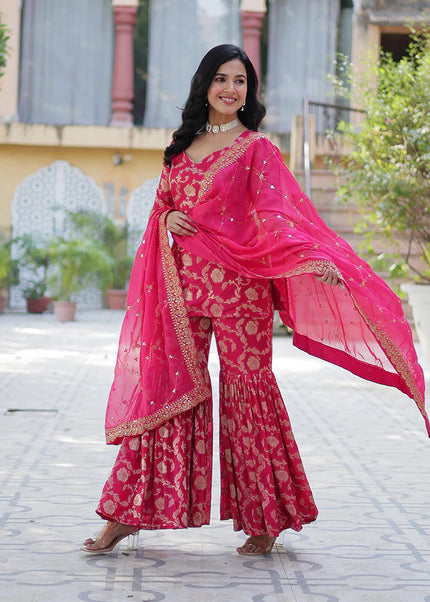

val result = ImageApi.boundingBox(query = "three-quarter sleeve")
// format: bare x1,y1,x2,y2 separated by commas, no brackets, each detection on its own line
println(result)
153,163,174,212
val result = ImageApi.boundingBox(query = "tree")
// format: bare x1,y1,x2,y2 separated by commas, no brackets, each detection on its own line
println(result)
0,13,10,85
334,30,430,282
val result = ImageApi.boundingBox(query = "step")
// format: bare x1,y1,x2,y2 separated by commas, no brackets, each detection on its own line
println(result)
294,168,341,190
317,208,361,230
310,189,339,206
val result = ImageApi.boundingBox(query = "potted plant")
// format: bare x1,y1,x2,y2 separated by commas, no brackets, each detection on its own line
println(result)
69,211,134,310
22,281,51,314
332,31,430,360
104,220,134,310
0,231,19,314
13,234,51,313
47,235,113,321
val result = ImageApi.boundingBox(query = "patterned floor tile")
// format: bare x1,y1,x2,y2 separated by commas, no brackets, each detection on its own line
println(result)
0,310,429,602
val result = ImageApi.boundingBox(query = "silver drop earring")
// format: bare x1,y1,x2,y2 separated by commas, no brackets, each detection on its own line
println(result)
241,103,245,112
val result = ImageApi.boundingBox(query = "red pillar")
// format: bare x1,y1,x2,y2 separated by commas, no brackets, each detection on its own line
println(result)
110,5,138,126
241,11,265,92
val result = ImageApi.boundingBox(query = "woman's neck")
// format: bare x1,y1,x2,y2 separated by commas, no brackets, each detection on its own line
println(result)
207,110,239,126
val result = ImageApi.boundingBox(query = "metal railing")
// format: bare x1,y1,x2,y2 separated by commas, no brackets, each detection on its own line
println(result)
303,96,366,197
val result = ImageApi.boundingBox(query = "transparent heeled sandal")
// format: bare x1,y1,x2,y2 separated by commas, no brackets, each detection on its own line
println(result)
126,530,140,551
81,528,140,554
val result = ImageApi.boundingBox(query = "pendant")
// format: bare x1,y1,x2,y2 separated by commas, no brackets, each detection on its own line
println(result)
205,119,238,134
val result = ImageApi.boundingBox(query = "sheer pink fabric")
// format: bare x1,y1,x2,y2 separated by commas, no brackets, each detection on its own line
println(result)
98,313,318,536
105,130,428,444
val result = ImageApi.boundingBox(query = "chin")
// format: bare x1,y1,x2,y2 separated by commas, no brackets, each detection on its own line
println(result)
216,105,240,115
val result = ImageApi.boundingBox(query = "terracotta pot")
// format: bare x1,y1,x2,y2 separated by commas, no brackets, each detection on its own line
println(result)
53,300,77,322
106,289,127,310
26,296,51,314
0,292,6,314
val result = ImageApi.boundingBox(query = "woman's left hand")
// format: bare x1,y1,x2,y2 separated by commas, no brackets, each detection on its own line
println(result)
314,267,340,286
166,210,198,236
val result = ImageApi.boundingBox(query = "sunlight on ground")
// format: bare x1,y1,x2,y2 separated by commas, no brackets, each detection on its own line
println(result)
14,349,80,360
13,327,52,336
273,353,327,373
0,348,115,375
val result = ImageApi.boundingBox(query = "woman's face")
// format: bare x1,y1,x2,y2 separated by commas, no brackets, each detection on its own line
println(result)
206,59,248,122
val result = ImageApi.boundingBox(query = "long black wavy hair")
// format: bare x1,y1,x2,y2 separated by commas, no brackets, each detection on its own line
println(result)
163,44,266,166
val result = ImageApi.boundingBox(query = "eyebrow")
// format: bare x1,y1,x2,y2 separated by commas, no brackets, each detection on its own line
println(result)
215,72,247,79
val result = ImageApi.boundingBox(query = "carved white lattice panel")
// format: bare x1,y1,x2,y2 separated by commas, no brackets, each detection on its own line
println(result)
10,160,107,308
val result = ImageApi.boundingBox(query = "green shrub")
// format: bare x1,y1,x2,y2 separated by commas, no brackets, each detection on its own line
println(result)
334,29,430,282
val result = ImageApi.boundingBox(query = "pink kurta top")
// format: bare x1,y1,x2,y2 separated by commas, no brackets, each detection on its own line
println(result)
171,143,272,317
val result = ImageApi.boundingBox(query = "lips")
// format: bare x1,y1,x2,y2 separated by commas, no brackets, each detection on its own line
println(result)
219,97,237,104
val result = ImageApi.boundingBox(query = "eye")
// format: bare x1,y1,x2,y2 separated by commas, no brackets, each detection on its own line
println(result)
236,79,246,85
214,76,225,82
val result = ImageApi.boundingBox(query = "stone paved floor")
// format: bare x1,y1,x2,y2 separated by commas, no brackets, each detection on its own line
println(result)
0,309,429,602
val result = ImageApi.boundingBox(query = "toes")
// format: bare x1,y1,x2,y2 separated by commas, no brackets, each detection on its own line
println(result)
247,544,262,553
237,542,263,554
83,538,96,546
237,536,276,555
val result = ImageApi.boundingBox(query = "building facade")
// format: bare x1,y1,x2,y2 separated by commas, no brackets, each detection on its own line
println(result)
0,0,429,234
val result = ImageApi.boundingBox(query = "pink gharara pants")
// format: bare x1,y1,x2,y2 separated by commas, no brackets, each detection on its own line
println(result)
96,312,318,537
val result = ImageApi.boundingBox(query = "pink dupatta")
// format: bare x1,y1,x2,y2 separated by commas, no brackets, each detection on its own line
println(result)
105,131,428,444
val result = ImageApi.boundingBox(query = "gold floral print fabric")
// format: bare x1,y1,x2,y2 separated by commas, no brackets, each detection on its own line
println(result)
172,244,272,318
169,140,273,318
97,310,318,535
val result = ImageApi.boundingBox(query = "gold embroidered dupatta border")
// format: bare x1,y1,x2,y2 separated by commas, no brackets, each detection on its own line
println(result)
105,212,211,443
287,272,428,431
158,214,210,397
350,293,427,424
199,131,266,198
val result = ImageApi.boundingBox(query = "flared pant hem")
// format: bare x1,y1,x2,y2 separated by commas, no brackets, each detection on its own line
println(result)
96,369,318,538
96,314,318,537
95,508,317,537
95,507,212,531
220,513,318,538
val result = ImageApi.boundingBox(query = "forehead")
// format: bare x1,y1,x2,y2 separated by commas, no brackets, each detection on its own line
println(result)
215,59,246,76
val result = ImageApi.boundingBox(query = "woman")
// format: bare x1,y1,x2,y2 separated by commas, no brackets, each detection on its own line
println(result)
82,45,428,556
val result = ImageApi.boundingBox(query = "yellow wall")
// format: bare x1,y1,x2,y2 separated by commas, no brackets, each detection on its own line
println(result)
0,145,164,230
0,123,290,231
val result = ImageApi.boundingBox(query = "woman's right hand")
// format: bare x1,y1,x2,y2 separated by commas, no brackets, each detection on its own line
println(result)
165,211,198,236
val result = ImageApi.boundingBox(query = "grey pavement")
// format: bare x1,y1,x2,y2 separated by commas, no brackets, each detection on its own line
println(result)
0,309,429,602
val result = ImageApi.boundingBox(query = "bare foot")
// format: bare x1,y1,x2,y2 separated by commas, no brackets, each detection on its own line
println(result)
237,534,276,556
81,521,137,553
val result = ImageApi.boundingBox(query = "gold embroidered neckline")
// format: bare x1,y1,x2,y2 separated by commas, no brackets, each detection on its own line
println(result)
183,129,251,165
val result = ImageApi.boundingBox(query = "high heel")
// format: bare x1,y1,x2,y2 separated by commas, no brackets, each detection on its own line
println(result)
126,530,140,551
81,524,139,554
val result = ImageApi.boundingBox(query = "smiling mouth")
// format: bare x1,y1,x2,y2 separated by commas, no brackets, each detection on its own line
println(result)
219,97,237,103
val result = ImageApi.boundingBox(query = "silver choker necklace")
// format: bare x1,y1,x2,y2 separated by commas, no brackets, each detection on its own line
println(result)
205,118,239,134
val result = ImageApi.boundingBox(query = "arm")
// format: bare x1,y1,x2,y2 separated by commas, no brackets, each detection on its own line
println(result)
154,163,197,236
152,163,174,212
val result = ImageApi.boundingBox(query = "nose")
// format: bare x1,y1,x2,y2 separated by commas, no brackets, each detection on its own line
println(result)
223,78,235,92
